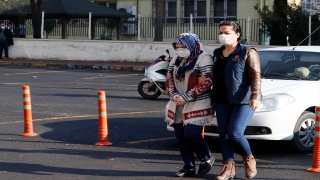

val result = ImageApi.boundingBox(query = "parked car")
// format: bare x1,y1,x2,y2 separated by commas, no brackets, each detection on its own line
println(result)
167,46,320,152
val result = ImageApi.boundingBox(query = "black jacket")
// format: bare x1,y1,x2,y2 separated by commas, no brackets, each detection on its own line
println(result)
0,28,14,45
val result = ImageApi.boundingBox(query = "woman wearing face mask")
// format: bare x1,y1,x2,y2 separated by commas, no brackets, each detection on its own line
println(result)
0,22,14,59
165,32,215,177
212,21,262,180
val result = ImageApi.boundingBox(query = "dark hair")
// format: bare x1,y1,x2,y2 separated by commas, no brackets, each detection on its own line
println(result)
219,21,242,41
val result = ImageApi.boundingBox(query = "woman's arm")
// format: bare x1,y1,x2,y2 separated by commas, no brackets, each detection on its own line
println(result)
181,55,213,101
245,48,262,101
246,48,262,110
165,56,179,100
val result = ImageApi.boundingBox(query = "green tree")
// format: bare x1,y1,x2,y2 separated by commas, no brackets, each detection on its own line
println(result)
100,18,117,40
44,19,55,38
254,1,320,45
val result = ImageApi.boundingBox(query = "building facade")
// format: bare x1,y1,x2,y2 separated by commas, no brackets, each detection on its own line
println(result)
90,0,275,20
88,0,278,43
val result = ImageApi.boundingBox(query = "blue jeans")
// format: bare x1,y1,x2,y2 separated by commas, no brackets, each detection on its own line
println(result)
0,40,8,58
173,123,212,169
215,102,254,161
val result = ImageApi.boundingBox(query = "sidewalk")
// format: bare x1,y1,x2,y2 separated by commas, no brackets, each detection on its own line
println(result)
0,58,151,72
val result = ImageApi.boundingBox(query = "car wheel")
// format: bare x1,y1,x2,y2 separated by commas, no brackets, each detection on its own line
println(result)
292,111,315,152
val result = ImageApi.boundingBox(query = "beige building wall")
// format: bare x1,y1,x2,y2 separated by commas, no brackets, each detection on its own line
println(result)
90,0,304,19
237,0,257,19
90,0,271,19
136,0,153,17
116,0,138,6
86,1,293,44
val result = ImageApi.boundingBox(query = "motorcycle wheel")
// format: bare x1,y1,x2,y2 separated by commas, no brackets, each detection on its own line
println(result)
138,81,162,99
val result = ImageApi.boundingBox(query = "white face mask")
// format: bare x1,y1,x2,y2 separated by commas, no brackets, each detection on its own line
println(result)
176,48,190,58
219,34,234,45
0,26,5,29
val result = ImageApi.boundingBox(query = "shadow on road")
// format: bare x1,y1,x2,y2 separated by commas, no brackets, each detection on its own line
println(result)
0,162,175,177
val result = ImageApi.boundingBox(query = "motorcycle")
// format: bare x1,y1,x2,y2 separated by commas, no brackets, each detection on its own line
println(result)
137,49,171,99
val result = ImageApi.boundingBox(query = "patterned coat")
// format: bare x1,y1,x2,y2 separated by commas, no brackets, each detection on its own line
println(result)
165,52,214,125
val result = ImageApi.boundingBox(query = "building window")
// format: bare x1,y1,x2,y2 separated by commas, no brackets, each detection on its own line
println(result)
94,1,117,9
96,2,106,6
107,2,117,9
166,1,177,23
153,0,177,24
212,0,237,23
183,0,206,23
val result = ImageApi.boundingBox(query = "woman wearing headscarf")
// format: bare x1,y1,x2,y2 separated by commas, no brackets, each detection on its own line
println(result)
165,32,215,177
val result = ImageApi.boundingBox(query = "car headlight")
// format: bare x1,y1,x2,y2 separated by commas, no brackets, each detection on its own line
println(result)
256,93,295,112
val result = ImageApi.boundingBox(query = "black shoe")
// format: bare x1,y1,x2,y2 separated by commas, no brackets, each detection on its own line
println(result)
198,156,215,175
175,168,196,177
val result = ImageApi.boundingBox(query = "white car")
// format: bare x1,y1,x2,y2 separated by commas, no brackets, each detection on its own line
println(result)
167,46,320,152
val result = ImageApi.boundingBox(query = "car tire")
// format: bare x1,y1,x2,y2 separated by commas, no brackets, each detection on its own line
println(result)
292,111,315,152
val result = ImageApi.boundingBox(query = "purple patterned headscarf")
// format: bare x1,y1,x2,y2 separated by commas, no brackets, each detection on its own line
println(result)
172,32,203,81
172,32,201,57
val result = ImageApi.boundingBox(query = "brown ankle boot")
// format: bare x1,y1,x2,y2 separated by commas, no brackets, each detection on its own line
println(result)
243,154,257,179
215,161,236,180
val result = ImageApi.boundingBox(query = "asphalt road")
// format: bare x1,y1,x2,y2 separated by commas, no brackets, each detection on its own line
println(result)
0,66,319,180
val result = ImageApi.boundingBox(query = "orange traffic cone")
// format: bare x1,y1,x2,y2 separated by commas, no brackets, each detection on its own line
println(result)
20,85,37,137
307,106,320,172
95,91,112,146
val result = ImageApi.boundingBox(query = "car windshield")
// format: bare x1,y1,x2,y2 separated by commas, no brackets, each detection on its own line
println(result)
259,50,320,81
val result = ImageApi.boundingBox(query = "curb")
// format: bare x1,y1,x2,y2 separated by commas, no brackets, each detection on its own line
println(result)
0,61,146,72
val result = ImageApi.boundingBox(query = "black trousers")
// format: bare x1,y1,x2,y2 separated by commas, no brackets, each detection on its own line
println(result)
173,123,212,169
0,40,9,58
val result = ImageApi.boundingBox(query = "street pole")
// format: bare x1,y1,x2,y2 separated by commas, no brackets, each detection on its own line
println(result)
88,12,92,40
246,15,251,45
308,15,311,46
137,13,141,41
41,11,44,39
190,13,193,33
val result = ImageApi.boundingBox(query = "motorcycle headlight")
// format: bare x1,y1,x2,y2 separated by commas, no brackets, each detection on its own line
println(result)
256,93,295,112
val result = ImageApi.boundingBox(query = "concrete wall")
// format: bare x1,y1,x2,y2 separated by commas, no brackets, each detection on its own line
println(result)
9,38,276,62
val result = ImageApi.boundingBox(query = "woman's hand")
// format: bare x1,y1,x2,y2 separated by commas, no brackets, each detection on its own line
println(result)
174,95,187,105
249,100,261,111
198,76,206,83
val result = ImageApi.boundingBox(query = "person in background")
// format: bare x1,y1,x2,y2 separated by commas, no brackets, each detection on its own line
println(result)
212,21,262,180
0,22,14,59
165,32,215,177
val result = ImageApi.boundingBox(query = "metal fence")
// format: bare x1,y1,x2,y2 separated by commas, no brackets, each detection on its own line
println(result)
140,17,269,44
1,15,271,45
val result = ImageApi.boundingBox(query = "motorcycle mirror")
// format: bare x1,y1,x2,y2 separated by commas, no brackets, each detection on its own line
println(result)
166,49,170,58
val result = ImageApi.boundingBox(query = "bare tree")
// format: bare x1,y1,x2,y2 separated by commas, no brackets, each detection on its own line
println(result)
30,0,42,38
154,0,164,41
